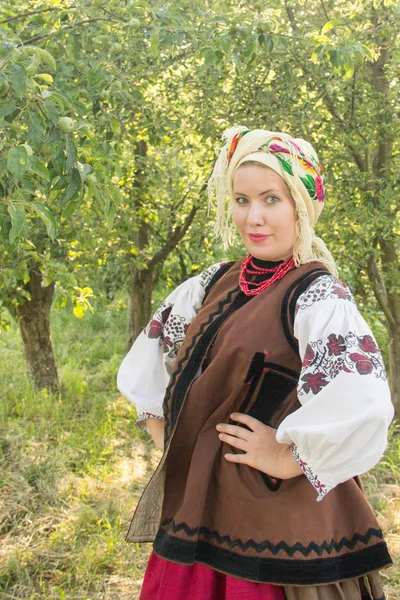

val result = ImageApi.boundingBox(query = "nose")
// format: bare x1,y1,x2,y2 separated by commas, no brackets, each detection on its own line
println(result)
247,201,265,227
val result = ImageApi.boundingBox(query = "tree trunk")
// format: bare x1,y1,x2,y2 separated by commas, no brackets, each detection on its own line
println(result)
12,270,59,391
388,325,400,416
125,142,200,348
127,264,153,348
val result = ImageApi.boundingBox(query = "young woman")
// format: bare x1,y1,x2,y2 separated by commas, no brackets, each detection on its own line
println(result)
117,126,394,599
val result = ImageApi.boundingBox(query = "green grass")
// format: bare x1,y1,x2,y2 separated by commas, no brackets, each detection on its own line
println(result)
0,302,399,598
0,302,157,599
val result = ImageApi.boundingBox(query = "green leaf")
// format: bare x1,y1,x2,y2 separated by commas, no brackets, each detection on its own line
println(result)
107,203,117,230
0,158,7,178
150,37,159,58
31,201,57,239
35,73,53,84
49,91,75,112
343,55,354,79
9,64,27,100
110,183,123,208
110,118,121,135
8,207,26,243
66,138,77,171
37,48,57,73
329,49,341,68
362,44,374,60
0,101,16,118
61,167,81,205
76,162,93,182
52,146,65,176
7,146,28,181
62,198,79,218
28,110,45,151
233,52,241,70
28,156,51,181
26,50,41,76
258,34,274,53
321,19,342,34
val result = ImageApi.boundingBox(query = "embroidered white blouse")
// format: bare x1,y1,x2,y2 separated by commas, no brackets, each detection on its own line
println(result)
117,264,393,501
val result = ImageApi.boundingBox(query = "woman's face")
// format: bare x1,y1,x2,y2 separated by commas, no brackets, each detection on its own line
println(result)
232,163,298,262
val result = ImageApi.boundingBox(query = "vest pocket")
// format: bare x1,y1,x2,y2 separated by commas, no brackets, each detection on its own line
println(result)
240,362,298,493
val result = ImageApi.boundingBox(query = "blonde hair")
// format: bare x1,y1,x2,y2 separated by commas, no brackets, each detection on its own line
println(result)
207,126,337,276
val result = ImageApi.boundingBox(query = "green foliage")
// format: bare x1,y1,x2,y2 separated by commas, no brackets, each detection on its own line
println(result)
0,0,399,402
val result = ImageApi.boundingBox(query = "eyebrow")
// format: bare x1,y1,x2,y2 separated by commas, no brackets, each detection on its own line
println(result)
233,189,280,197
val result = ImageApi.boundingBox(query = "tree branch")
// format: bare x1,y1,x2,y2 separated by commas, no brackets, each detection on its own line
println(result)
19,17,121,47
284,0,298,33
0,7,57,24
367,254,396,328
146,203,199,270
350,69,356,125
319,0,330,22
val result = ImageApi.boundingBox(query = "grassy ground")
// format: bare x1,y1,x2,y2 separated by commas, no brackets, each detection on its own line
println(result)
0,303,399,599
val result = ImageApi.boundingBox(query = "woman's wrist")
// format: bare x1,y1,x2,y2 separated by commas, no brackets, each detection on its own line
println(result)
263,444,303,479
275,443,303,479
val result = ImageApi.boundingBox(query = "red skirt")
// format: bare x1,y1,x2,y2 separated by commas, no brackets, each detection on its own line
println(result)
140,551,285,600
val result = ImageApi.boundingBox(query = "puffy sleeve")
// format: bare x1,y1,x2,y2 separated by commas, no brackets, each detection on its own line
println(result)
276,274,394,501
117,263,224,429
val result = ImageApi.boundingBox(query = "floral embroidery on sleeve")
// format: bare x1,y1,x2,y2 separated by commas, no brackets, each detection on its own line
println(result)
291,444,330,502
143,263,224,360
144,302,190,359
298,332,386,397
295,275,355,315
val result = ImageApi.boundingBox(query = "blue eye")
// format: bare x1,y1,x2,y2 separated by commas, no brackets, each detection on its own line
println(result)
235,197,248,205
266,196,279,204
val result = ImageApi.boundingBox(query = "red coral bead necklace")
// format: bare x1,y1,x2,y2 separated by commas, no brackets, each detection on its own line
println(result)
239,254,296,296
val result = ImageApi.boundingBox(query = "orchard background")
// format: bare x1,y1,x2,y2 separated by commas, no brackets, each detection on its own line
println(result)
0,0,399,597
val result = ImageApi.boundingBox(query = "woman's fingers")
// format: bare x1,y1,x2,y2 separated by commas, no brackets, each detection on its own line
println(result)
218,432,248,452
216,422,251,440
229,412,268,432
224,452,250,464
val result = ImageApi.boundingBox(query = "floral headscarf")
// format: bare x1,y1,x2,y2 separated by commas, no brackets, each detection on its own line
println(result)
207,126,337,276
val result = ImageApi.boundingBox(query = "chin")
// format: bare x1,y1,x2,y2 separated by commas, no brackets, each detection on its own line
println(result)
249,246,292,262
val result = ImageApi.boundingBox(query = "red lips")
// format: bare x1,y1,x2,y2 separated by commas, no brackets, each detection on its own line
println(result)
249,233,271,242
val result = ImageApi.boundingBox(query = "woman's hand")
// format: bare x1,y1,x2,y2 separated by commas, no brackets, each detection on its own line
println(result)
145,418,165,451
216,413,302,480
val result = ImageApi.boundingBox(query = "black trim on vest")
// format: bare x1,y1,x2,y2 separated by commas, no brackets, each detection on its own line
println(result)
262,361,299,380
249,370,297,426
154,525,392,585
203,261,235,303
281,269,328,354
164,287,254,442
236,352,265,416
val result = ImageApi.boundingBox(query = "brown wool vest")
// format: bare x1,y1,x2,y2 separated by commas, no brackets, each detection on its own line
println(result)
126,261,392,587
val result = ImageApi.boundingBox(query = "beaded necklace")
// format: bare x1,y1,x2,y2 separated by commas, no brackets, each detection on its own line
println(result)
239,254,296,297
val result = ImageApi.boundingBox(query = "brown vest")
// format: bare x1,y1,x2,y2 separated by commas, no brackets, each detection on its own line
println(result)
126,261,392,587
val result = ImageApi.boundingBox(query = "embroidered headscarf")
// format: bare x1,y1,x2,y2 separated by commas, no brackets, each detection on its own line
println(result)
207,126,337,276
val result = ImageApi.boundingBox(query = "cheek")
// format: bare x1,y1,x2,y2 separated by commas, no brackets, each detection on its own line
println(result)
283,204,297,233
232,206,244,229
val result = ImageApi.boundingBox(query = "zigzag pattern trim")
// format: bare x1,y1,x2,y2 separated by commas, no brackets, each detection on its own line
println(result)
161,519,384,558
163,284,241,441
